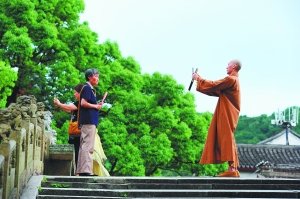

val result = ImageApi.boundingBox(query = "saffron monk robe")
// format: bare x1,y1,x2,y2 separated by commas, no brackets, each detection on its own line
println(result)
192,60,242,177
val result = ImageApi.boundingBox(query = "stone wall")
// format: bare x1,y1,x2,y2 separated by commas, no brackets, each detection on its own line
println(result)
0,95,52,199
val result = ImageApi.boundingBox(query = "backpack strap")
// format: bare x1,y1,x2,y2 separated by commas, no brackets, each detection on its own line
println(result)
77,85,87,126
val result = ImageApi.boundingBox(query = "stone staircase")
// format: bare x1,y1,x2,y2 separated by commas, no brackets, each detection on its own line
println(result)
37,176,300,198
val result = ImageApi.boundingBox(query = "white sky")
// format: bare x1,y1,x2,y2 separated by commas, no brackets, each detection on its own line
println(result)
81,0,300,117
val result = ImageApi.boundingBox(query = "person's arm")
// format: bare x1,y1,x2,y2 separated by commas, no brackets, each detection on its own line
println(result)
54,98,77,112
192,72,220,96
196,76,236,97
81,98,103,110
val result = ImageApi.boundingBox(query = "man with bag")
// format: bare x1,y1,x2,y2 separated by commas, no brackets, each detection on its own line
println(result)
54,82,109,176
77,68,103,176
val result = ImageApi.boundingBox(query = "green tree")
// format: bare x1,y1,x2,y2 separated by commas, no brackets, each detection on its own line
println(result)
100,69,224,176
0,0,102,107
0,61,17,108
236,114,282,144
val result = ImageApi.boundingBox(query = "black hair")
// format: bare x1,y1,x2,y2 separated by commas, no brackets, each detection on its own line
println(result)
85,68,99,81
74,83,84,93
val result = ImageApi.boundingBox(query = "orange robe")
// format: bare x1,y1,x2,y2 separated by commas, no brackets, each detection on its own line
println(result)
197,74,240,168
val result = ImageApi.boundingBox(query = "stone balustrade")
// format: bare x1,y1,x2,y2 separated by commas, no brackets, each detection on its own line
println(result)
0,95,54,199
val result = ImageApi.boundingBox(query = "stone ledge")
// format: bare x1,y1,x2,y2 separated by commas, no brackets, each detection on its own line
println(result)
48,144,74,160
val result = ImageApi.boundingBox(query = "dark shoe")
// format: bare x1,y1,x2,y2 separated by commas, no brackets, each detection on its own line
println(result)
78,173,90,176
78,173,97,176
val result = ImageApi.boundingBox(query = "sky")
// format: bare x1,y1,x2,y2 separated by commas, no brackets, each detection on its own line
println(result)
80,0,300,117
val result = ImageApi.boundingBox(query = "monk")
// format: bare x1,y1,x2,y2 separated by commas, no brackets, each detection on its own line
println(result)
192,60,241,177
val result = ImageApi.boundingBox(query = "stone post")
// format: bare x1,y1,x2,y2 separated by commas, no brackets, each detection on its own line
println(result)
9,128,26,198
21,119,35,181
0,140,16,199
0,155,4,199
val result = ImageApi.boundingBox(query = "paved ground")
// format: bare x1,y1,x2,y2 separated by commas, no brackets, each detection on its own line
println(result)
20,175,43,199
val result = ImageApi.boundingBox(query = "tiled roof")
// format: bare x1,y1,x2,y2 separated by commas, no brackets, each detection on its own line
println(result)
237,144,300,171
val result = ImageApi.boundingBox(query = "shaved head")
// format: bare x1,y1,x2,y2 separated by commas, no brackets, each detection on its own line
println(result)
230,60,241,71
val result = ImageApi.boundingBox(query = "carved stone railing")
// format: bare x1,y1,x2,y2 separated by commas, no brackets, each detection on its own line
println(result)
258,162,300,178
0,95,54,199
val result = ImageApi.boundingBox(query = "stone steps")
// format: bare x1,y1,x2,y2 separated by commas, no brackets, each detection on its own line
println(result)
40,181,300,190
37,176,300,198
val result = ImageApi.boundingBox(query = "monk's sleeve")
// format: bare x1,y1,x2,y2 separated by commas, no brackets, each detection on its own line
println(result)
196,76,236,97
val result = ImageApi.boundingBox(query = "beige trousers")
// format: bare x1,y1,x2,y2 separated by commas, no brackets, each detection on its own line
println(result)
76,124,96,174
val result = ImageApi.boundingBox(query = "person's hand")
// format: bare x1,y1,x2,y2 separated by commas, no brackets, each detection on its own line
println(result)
95,101,103,110
53,97,60,106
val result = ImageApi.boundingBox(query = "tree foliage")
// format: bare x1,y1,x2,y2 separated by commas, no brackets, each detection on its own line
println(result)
98,69,226,176
0,0,102,107
235,109,300,144
0,61,17,108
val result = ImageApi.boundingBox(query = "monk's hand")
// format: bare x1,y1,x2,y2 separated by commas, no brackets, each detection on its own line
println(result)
192,72,201,81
